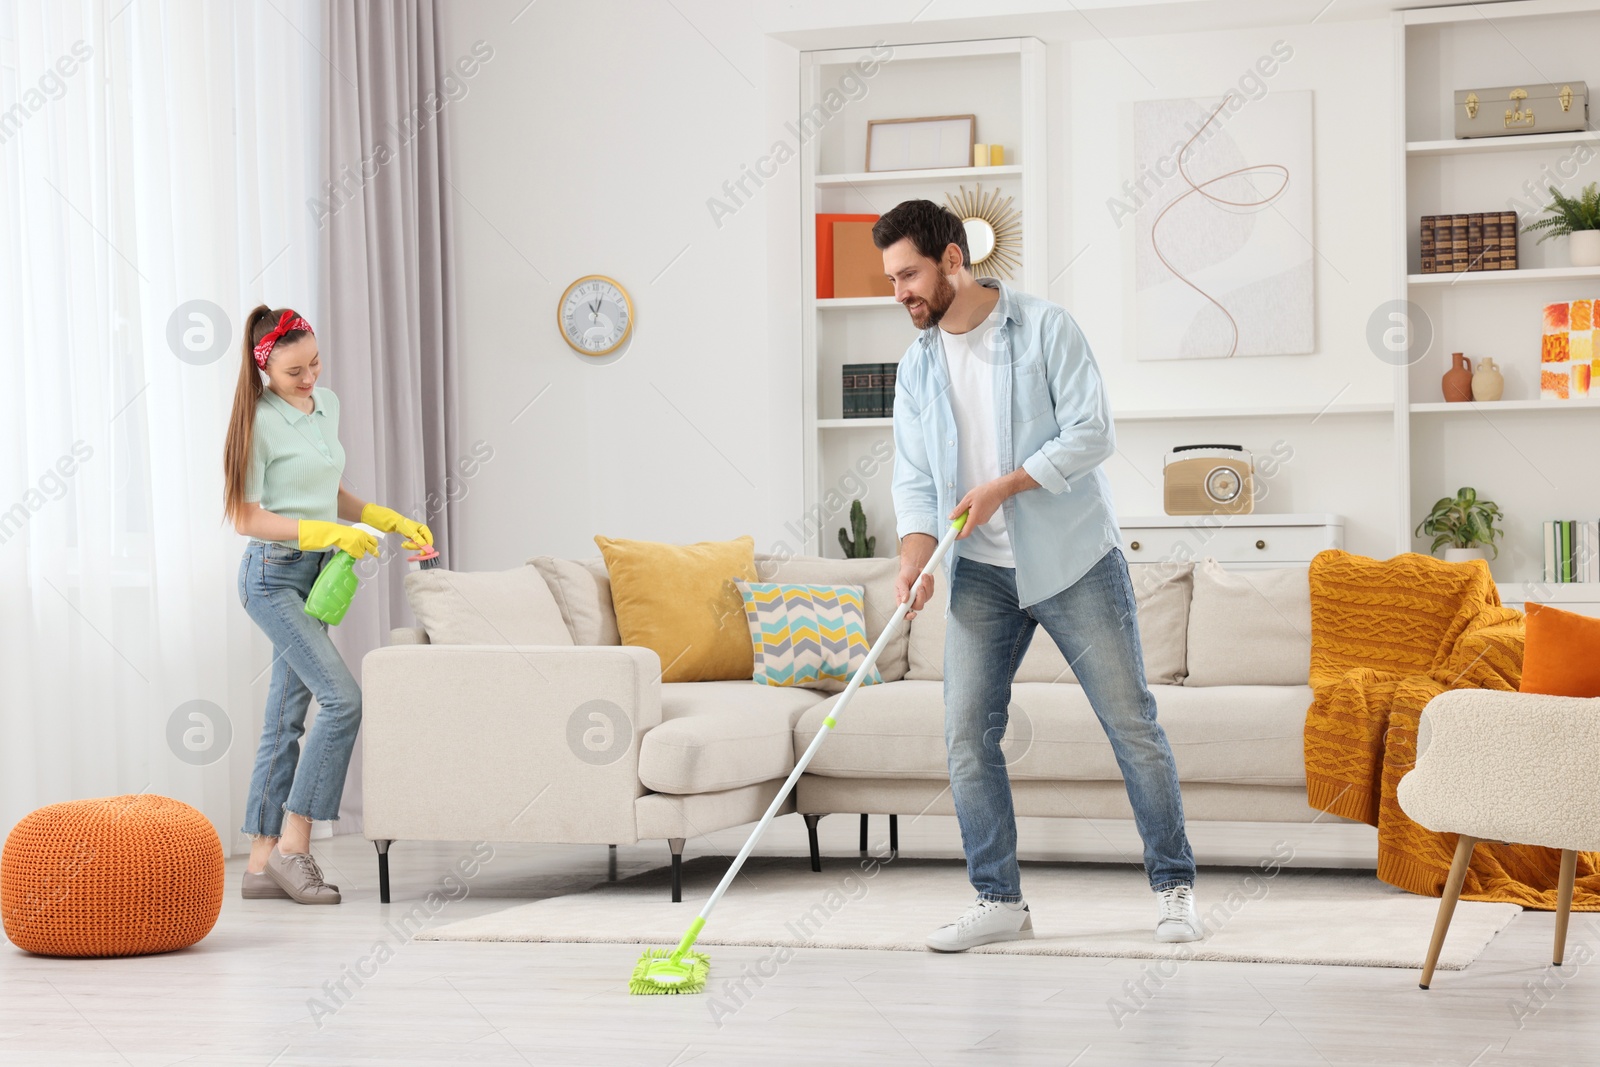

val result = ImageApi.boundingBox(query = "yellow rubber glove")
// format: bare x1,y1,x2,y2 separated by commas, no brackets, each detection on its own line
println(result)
360,503,434,551
298,519,379,559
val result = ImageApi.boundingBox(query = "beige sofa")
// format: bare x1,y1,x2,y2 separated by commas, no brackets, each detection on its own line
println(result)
362,551,1319,902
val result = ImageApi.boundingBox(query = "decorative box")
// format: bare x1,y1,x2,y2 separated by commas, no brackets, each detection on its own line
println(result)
1454,82,1587,138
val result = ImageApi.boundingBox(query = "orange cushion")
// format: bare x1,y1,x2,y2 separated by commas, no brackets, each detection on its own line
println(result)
1519,601,1600,697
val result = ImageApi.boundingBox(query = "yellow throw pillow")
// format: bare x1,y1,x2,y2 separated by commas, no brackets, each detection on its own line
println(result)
593,534,757,683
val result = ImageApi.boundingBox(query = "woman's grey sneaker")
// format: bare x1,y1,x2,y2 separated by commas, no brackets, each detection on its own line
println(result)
241,868,289,899
926,897,1034,952
242,866,337,899
265,848,342,905
1154,884,1202,942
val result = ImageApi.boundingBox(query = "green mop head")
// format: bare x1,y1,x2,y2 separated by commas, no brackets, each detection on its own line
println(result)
629,917,709,995
629,947,710,995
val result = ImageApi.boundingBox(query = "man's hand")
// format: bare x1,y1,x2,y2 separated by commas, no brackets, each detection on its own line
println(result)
896,532,936,620
949,468,1039,539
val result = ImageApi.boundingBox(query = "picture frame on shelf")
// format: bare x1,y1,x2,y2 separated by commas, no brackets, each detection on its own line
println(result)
865,114,976,172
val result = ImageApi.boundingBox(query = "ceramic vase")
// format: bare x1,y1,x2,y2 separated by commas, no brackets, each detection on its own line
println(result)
1471,357,1504,402
1570,230,1600,267
1442,351,1474,402
1444,547,1487,563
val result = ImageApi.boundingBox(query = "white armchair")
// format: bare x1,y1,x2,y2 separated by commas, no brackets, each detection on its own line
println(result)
1397,688,1600,989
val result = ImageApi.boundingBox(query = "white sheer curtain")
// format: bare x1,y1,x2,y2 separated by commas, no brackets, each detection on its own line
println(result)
0,0,324,855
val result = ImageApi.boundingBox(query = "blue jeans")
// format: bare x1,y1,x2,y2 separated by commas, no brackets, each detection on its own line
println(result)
237,541,363,838
944,547,1195,901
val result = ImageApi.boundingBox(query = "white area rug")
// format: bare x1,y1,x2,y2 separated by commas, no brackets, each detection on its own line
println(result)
419,856,1521,970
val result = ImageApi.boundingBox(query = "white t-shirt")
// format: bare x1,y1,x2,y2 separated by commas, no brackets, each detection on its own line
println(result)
939,315,1016,567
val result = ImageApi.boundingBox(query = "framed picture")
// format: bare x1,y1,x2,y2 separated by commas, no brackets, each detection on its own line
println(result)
865,115,976,172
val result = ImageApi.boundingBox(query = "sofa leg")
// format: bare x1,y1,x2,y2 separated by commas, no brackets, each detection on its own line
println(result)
374,839,392,904
608,844,618,883
890,814,899,857
859,814,869,854
668,838,685,903
803,813,823,872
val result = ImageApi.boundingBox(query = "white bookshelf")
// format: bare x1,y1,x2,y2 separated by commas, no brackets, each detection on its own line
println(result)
1397,1,1600,607
799,37,1046,558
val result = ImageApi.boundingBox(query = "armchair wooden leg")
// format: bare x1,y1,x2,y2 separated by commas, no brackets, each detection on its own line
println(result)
860,813,869,854
1554,848,1578,966
1421,834,1478,989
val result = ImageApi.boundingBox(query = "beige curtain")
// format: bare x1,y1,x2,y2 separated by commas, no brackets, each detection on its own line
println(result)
320,0,461,833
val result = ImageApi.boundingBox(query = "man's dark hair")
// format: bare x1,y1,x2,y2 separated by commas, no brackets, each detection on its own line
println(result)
871,200,970,271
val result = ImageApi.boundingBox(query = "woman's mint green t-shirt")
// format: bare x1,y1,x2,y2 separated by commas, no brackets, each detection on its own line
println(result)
244,387,346,547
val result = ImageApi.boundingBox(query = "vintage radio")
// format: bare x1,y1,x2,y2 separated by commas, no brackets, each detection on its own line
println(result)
1455,82,1587,138
1163,444,1254,516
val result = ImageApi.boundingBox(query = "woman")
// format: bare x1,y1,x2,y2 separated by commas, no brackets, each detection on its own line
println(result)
222,306,432,904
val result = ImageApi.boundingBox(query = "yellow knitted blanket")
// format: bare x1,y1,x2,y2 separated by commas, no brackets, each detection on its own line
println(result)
1304,549,1600,910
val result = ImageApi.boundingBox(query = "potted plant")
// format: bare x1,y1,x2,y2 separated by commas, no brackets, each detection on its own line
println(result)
1522,182,1600,266
1414,487,1504,562
838,499,876,558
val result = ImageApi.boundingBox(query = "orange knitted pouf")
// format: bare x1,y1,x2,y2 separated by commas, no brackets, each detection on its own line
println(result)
2,794,224,957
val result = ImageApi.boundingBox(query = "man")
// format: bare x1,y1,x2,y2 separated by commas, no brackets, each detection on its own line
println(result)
873,200,1201,952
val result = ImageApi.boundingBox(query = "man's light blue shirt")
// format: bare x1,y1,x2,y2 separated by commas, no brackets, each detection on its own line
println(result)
891,278,1122,609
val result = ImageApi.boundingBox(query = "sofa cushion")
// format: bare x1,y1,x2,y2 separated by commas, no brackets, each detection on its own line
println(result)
528,556,619,645
905,558,1194,684
793,680,1310,787
736,581,880,691
638,681,828,794
754,554,908,681
1185,559,1311,686
403,565,573,646
594,534,757,683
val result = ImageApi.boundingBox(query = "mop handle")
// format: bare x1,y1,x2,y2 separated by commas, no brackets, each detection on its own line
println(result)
676,513,969,947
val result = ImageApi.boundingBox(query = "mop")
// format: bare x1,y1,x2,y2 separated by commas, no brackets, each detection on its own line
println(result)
629,512,968,995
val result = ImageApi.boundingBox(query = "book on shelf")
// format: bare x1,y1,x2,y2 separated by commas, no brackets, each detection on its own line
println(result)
1542,519,1600,583
867,365,888,418
842,363,872,418
840,361,897,418
1418,211,1519,274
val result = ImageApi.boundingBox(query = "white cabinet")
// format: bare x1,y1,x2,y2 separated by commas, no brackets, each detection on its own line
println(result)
1119,513,1344,570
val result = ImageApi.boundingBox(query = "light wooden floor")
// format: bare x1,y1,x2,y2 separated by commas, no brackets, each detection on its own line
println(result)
1,815,1593,1066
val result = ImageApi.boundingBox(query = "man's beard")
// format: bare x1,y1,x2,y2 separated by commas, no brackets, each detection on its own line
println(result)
908,270,956,329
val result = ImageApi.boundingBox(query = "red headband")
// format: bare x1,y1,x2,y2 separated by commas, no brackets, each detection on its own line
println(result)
253,310,314,368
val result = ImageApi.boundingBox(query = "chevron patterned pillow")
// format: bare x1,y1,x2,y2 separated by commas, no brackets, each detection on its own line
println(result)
733,581,881,691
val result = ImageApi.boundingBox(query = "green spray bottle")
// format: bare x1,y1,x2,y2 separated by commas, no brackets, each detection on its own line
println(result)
304,523,442,625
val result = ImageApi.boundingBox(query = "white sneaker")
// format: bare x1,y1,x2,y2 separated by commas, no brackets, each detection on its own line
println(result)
926,897,1034,952
1154,884,1202,943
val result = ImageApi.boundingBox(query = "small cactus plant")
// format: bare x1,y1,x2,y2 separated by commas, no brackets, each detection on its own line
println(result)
838,499,876,558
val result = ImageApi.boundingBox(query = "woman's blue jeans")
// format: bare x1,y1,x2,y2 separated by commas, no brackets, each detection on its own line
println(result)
237,541,362,838
944,547,1196,901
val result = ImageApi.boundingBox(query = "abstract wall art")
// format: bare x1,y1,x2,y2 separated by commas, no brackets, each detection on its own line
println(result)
1127,89,1315,361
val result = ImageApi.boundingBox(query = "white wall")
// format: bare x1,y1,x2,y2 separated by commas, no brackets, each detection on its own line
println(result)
1060,17,1399,556
443,2,1401,567
439,1,802,565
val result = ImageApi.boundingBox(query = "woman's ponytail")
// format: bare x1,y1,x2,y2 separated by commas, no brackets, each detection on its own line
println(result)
222,304,283,526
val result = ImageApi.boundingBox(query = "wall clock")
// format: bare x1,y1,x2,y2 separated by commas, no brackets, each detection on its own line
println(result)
559,275,633,356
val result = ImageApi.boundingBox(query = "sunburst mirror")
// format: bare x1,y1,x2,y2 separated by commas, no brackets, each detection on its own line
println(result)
945,183,1022,279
